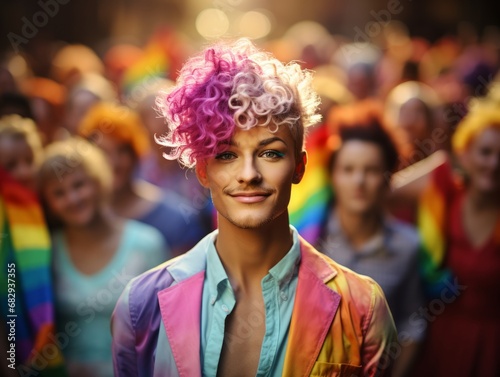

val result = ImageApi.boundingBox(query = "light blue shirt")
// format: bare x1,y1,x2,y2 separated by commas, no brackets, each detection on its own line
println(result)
200,228,301,377
52,220,168,377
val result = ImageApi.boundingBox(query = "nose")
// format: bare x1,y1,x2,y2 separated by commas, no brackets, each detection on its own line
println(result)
65,188,81,206
353,170,366,187
237,156,262,184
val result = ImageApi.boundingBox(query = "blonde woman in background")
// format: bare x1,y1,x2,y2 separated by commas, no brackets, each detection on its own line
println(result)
39,137,169,377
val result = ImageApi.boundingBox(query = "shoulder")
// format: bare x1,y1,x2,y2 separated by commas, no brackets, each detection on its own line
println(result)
116,255,185,331
385,216,420,253
300,239,389,320
118,232,213,321
144,191,205,230
300,238,383,300
124,219,165,246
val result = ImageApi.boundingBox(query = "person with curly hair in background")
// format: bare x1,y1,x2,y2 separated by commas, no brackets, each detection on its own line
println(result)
111,38,396,377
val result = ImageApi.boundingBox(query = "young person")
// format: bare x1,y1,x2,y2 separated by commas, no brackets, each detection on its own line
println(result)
78,102,211,256
317,104,425,377
393,100,500,377
0,115,66,376
39,137,169,377
112,38,396,377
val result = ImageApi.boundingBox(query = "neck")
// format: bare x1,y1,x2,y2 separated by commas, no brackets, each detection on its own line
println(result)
466,186,500,210
215,212,293,294
64,208,116,240
336,206,382,249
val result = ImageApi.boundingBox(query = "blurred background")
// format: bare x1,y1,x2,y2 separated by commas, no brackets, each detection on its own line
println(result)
1,1,500,377
1,0,500,77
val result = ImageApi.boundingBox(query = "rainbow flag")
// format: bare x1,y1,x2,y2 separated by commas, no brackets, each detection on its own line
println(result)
121,43,170,99
416,160,455,299
290,125,332,244
121,27,184,100
0,168,66,376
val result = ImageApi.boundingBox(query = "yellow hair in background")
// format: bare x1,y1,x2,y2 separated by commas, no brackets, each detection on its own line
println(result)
452,99,500,154
418,88,500,299
39,136,113,196
78,102,150,158
0,114,44,166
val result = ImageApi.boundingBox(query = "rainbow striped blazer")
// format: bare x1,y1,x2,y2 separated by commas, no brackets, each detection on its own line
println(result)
112,230,396,377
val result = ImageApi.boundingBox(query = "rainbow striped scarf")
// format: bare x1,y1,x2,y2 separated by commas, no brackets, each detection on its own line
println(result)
417,159,458,299
290,125,332,243
418,160,500,298
0,168,66,376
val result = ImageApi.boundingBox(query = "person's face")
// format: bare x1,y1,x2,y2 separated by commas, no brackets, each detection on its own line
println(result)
0,136,37,190
332,140,388,215
461,127,500,194
43,167,101,227
95,135,136,192
397,98,432,146
196,124,306,229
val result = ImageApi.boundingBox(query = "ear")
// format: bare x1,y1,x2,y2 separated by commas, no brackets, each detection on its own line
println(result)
195,161,210,188
292,151,307,184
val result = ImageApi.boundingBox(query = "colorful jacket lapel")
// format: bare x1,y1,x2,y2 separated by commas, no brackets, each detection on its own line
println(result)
158,270,205,377
282,238,341,377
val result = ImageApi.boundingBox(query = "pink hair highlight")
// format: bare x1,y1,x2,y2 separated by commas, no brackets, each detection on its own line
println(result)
157,38,321,168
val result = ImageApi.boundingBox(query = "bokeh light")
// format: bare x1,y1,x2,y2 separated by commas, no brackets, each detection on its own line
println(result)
238,11,272,40
195,8,229,39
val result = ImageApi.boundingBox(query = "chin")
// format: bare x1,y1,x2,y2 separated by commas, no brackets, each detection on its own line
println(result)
222,210,284,230
64,212,95,227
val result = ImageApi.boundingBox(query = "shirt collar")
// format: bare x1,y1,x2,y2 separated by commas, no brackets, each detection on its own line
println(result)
206,226,302,303
267,226,301,290
326,209,390,256
206,236,230,304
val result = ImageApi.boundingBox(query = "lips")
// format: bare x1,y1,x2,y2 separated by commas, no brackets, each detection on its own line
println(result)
229,191,271,203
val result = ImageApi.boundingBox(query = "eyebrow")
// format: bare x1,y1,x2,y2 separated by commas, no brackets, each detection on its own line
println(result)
258,137,287,147
227,136,288,147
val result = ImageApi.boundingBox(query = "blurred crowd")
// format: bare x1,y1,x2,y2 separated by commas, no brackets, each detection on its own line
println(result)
1,20,499,377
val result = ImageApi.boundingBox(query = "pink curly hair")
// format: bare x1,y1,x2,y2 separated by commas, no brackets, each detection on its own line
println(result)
156,38,321,168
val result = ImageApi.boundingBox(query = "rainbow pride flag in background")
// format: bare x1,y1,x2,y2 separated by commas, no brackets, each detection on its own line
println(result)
416,160,455,299
290,125,333,244
0,168,66,376
121,27,185,101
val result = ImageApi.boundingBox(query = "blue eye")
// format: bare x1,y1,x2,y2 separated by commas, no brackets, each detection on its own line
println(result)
262,150,285,159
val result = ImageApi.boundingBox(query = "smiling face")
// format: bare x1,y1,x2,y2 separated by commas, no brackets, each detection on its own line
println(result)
461,127,500,194
0,135,37,190
332,140,388,215
196,124,306,230
42,166,102,228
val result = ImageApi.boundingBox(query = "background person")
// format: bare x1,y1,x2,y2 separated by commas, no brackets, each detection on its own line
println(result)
393,99,500,377
39,137,169,377
317,104,425,377
78,102,211,255
0,115,66,376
